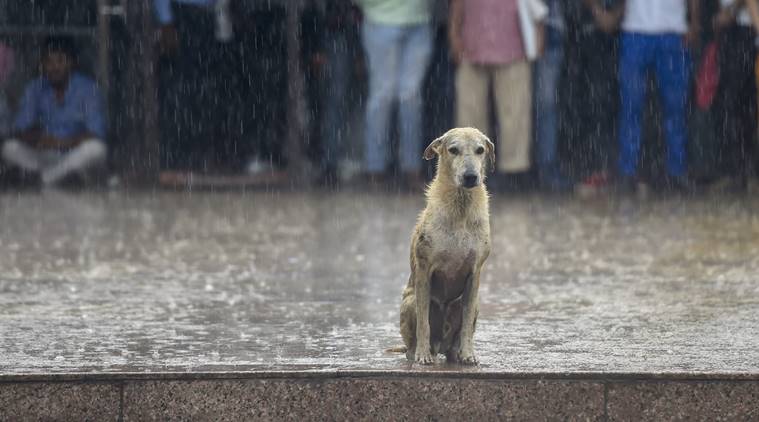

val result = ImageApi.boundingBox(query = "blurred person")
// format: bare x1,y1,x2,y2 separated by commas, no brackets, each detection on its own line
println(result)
563,0,624,196
236,5,287,176
752,0,759,129
0,41,14,139
422,0,457,164
710,0,758,191
315,1,362,185
354,0,433,188
617,0,701,194
1,36,106,186
449,0,548,188
534,0,573,191
154,0,241,172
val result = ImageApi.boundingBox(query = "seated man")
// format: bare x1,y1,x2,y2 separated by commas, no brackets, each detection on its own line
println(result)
2,36,106,186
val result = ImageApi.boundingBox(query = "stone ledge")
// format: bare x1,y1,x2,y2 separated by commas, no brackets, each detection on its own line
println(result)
3,370,759,383
2,374,759,421
0,381,120,421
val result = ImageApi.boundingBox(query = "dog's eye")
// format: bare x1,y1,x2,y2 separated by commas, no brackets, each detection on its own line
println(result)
475,146,485,155
448,147,459,155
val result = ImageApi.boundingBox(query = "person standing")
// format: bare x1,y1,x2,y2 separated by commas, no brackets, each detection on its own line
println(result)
712,0,758,191
617,0,701,193
154,0,240,171
354,0,433,188
316,1,361,185
534,0,573,191
564,0,624,195
449,0,547,187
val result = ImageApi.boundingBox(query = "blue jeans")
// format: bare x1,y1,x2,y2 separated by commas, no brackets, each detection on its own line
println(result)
534,27,564,179
362,21,433,173
618,32,691,177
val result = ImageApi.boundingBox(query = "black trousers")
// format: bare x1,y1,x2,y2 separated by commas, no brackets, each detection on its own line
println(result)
158,3,243,170
561,29,619,178
715,25,758,179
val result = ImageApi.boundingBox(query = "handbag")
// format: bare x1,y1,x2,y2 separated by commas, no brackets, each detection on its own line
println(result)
695,40,720,110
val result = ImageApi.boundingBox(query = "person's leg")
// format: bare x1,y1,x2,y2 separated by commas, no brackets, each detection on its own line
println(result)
320,30,351,176
733,28,758,181
534,27,567,187
494,60,532,173
2,139,40,172
561,31,587,176
719,26,757,181
756,54,759,127
745,41,759,179
618,33,653,178
40,140,107,185
396,23,433,173
591,32,619,175
362,21,401,174
174,4,216,170
654,34,690,178
455,62,490,142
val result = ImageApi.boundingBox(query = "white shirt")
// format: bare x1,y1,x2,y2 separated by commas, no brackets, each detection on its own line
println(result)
518,0,549,61
720,0,753,27
622,0,688,34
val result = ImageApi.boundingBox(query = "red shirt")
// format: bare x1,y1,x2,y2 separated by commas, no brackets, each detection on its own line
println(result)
462,0,525,65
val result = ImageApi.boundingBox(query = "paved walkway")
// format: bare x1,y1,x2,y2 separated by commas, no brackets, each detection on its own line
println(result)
1,190,758,377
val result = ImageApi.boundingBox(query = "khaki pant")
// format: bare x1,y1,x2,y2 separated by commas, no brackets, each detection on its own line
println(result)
456,60,532,173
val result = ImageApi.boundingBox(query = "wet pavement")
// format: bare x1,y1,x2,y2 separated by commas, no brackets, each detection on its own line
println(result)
1,190,759,377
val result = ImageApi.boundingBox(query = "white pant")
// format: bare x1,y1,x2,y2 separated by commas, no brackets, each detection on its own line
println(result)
2,138,107,185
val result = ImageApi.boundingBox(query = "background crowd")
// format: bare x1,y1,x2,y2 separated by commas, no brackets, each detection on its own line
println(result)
0,0,757,195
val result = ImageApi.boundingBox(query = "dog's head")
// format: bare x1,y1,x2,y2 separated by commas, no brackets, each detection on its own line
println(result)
423,127,495,189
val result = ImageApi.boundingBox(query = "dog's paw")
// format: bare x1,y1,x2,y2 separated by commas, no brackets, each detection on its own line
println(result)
455,350,478,366
414,350,435,365
460,354,478,365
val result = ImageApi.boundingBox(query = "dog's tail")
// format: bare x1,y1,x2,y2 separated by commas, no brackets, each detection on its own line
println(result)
384,345,407,354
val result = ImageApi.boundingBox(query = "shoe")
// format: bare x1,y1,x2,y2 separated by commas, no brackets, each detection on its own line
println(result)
245,157,269,175
706,176,746,194
666,174,697,195
575,171,609,198
337,158,362,183
615,175,649,199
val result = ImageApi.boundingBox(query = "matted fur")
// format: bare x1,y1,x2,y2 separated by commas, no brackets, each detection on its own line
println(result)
398,127,493,365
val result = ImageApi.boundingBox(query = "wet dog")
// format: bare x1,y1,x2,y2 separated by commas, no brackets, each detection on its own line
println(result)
398,127,494,365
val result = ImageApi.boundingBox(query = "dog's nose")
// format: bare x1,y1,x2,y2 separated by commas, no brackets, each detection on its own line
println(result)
463,174,479,188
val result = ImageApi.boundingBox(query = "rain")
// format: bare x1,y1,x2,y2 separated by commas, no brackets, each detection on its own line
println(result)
1,0,759,419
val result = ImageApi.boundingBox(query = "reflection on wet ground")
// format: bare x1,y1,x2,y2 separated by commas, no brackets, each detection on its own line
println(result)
1,190,758,375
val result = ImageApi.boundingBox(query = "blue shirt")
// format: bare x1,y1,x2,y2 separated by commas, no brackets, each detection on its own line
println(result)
153,0,215,25
14,72,106,141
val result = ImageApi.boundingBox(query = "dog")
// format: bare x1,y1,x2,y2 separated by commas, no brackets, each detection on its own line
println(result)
397,127,493,365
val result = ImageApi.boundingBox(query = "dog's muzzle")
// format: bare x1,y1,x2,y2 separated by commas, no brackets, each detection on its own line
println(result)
462,174,479,188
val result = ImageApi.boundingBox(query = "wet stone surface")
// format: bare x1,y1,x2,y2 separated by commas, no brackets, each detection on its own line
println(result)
1,190,758,376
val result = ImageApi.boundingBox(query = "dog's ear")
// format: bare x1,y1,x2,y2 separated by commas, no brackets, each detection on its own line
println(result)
423,135,445,160
484,136,496,172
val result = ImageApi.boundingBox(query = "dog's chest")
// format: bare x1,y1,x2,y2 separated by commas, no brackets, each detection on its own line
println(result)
428,230,480,303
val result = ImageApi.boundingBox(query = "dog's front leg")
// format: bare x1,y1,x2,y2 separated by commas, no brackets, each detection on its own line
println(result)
456,269,480,365
414,267,435,365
